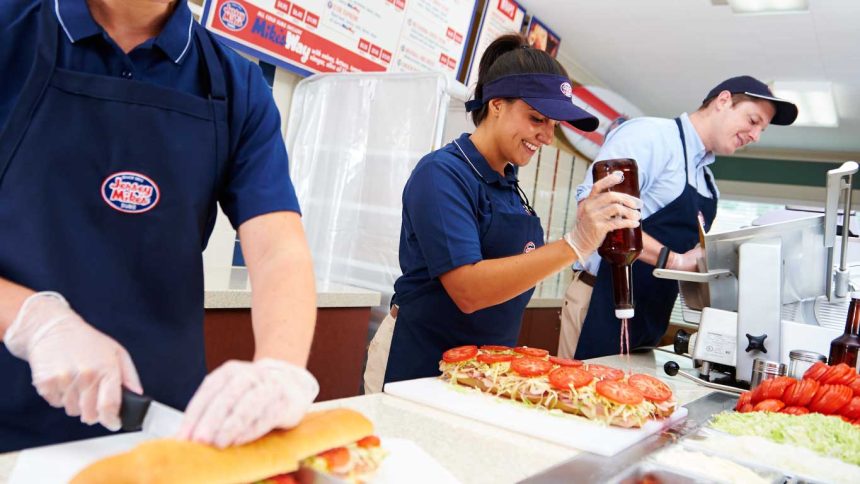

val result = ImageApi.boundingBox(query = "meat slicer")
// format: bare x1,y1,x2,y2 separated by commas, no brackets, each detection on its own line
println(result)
654,161,858,386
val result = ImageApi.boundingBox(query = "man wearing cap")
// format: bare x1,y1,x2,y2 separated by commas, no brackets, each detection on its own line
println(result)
362,34,643,392
559,75,798,360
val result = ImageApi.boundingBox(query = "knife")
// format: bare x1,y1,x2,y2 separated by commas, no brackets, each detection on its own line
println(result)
119,388,184,438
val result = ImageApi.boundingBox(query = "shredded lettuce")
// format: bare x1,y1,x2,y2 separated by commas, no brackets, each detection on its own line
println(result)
710,411,860,466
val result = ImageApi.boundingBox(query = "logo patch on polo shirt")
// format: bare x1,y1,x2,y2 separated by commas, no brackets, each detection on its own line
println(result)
560,82,572,98
524,241,536,253
219,1,248,31
101,172,160,214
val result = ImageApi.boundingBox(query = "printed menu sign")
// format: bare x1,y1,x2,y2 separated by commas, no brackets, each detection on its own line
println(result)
525,15,560,58
202,0,477,78
464,0,527,88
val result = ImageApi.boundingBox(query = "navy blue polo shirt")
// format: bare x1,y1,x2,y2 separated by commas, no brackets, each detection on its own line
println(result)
0,0,299,227
394,133,531,298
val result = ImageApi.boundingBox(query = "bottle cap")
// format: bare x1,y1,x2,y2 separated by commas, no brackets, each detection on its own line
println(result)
615,308,635,319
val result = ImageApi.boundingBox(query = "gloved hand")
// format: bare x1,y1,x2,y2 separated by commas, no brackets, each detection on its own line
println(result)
667,246,703,272
4,292,142,430
178,358,319,448
564,171,642,261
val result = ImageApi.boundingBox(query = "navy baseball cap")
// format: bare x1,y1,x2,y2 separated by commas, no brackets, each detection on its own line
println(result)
466,74,599,132
704,75,798,126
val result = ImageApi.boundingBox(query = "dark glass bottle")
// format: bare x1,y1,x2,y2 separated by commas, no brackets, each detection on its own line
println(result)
829,295,860,369
593,158,643,319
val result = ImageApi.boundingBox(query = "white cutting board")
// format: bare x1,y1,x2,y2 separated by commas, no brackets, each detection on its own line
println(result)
384,377,687,456
9,434,458,484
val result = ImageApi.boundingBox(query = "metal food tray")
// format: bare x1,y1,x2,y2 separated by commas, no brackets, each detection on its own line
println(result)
609,460,782,484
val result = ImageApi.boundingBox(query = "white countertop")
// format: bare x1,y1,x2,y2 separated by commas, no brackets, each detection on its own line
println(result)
0,350,711,484
204,267,381,308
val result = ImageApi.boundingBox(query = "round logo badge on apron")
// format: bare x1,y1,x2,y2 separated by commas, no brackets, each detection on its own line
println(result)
101,172,160,213
524,241,536,253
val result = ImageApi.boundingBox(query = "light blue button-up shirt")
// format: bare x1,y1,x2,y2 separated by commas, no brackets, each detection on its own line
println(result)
575,113,718,274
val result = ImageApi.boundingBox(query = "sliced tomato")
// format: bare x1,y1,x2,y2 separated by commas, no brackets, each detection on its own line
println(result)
821,363,856,386
442,345,478,363
780,406,810,416
761,376,795,401
479,345,512,353
840,396,860,420
549,356,584,367
586,364,624,381
548,367,593,390
735,391,752,411
738,403,754,413
804,361,829,381
510,356,553,377
513,346,549,358
477,352,514,365
782,378,819,407
628,374,673,403
753,399,785,412
357,435,381,448
750,379,771,405
596,380,644,405
849,376,860,397
318,446,350,470
265,473,299,484
809,384,853,415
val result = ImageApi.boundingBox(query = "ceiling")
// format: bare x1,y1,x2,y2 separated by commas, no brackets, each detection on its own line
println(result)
520,0,860,160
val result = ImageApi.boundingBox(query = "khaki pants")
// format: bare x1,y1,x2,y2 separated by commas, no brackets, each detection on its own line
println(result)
363,310,397,394
557,272,593,359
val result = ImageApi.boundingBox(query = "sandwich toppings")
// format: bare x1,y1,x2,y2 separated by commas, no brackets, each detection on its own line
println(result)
438,345,677,427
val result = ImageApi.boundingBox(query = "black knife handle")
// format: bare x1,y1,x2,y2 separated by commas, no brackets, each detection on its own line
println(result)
120,388,152,432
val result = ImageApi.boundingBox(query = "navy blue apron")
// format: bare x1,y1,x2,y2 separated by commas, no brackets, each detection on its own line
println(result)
575,118,718,360
383,149,545,385
0,2,228,451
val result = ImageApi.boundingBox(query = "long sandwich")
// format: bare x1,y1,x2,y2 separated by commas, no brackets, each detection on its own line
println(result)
439,345,677,428
72,409,386,484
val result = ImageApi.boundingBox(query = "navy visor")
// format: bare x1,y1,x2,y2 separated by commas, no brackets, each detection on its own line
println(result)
466,74,599,132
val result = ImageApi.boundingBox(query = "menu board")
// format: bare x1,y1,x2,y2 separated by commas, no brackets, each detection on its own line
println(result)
464,0,527,88
525,15,560,58
201,0,478,78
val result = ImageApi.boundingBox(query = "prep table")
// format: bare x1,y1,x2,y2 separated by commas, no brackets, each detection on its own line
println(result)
0,350,712,484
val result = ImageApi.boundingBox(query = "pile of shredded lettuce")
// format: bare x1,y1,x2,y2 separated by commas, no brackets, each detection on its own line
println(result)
710,412,860,466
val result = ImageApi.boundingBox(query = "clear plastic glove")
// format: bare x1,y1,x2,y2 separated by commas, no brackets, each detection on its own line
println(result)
4,292,142,431
178,358,319,448
564,171,642,261
667,246,703,272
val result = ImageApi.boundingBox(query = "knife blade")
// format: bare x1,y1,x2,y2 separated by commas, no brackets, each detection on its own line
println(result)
119,388,184,438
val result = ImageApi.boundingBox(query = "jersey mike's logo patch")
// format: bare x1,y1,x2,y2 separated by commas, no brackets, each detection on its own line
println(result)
219,1,248,31
560,81,573,98
101,172,160,214
524,241,536,253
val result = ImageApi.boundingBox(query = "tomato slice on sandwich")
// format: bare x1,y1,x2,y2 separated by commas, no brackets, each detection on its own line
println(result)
586,364,624,381
510,356,553,377
480,345,512,353
549,356,584,367
596,380,644,405
442,345,478,363
627,374,672,403
478,353,514,365
548,367,593,390
514,346,549,358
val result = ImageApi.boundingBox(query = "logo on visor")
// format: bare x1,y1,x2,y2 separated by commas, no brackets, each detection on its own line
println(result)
524,241,536,253
219,1,248,31
101,172,160,214
560,82,572,98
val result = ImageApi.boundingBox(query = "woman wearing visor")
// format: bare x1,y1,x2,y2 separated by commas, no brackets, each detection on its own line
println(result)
363,34,642,392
